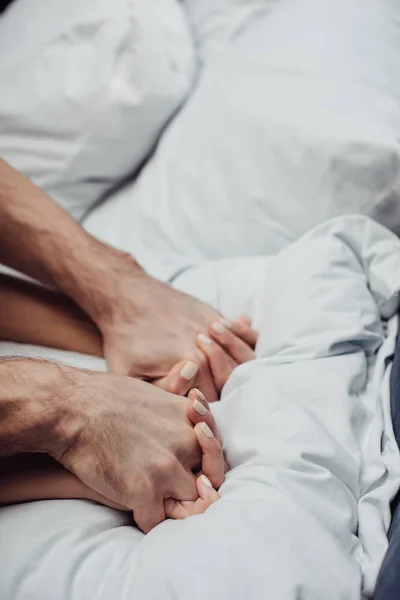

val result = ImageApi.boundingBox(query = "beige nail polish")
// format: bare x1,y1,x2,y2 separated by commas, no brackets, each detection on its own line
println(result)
201,474,213,488
194,388,206,402
193,399,208,416
180,361,198,380
212,322,225,335
201,422,214,439
197,333,212,345
220,318,232,329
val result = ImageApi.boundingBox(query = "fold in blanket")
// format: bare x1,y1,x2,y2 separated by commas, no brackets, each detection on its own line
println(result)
1,216,400,599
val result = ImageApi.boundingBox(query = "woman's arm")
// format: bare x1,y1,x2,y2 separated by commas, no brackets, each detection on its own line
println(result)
0,454,124,508
0,272,102,356
0,157,232,395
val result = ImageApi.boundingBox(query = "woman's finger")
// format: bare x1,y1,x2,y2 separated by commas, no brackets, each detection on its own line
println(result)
164,497,190,520
154,359,199,396
196,332,236,392
193,421,225,489
236,314,252,327
229,318,258,348
187,389,222,444
164,475,220,520
192,348,219,402
194,475,220,508
208,321,256,364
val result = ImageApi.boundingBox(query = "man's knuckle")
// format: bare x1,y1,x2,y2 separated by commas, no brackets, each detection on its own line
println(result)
151,453,179,480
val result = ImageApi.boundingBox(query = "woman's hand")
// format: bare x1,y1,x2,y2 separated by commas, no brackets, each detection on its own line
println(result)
164,389,224,519
156,315,258,400
196,315,258,394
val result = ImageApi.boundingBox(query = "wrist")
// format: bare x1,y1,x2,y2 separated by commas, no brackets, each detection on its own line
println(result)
70,245,146,329
84,250,148,330
0,358,85,458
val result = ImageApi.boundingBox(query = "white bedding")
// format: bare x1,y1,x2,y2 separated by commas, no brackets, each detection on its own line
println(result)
1,215,400,599
85,0,400,282
0,0,195,220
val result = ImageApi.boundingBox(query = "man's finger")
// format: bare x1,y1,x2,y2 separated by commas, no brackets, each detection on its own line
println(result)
133,498,166,534
194,422,225,489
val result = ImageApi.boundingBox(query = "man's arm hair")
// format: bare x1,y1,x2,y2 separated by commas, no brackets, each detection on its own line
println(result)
0,158,143,325
0,358,82,458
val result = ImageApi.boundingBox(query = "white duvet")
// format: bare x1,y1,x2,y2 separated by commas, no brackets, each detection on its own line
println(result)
1,215,400,599
85,0,400,283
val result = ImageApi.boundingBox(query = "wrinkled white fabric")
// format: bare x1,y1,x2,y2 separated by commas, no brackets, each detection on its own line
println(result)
0,0,195,219
1,216,400,599
86,0,400,282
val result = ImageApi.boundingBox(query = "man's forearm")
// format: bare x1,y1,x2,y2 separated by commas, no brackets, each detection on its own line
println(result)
0,158,144,324
0,358,82,458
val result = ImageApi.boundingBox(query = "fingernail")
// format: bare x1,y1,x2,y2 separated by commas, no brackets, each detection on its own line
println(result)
193,399,208,416
180,361,198,380
220,318,232,329
200,474,213,488
200,422,214,439
212,322,225,335
194,388,206,402
197,333,212,345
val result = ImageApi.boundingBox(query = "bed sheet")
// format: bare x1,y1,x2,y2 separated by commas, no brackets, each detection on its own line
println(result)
1,216,400,599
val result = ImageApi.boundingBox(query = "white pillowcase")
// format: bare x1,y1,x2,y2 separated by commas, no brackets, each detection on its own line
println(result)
85,0,400,282
182,0,268,64
0,0,195,219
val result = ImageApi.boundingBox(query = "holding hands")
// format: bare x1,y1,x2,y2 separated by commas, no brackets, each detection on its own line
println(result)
96,263,257,401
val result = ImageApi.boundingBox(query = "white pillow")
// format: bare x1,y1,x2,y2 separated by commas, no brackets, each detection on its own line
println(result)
85,0,400,281
0,0,195,219
182,0,268,64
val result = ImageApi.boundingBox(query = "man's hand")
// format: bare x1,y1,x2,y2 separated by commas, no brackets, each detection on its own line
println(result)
55,368,222,533
99,268,220,379
0,159,257,399
95,260,257,400
80,389,224,520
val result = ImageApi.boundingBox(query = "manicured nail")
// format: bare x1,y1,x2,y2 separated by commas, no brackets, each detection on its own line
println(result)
193,399,208,416
197,333,212,345
180,361,198,380
200,422,214,439
201,474,213,488
220,318,232,329
194,388,206,402
212,321,225,335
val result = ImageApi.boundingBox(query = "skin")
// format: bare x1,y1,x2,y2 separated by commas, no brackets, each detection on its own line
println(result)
0,280,257,523
0,358,222,533
0,158,254,399
0,391,222,521
0,158,258,528
0,275,255,524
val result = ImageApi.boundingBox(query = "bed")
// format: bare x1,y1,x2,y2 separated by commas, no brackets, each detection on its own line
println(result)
1,1,400,598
